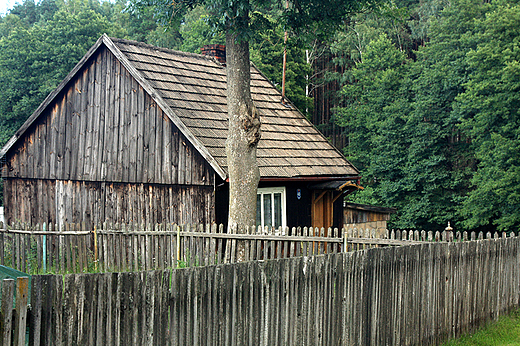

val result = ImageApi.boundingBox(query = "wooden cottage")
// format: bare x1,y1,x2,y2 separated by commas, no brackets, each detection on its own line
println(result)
0,34,360,229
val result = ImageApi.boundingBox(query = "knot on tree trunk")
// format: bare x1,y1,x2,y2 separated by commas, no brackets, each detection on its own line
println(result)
240,102,261,146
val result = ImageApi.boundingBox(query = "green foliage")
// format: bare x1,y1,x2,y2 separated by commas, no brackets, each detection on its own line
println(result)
249,19,312,116
456,0,520,231
0,0,123,147
176,5,224,53
334,0,504,230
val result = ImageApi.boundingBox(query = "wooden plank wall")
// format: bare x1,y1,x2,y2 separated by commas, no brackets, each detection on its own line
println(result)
3,179,215,227
17,236,520,346
2,46,216,226
3,46,215,187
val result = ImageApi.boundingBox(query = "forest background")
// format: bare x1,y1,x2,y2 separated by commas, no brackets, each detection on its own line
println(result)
0,0,519,233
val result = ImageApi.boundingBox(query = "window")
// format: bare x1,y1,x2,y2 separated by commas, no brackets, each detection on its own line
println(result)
256,187,286,229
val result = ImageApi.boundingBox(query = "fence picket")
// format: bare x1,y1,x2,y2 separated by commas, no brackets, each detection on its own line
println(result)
1,279,15,345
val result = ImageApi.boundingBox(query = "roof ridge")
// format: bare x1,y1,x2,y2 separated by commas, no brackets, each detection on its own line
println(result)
109,37,223,65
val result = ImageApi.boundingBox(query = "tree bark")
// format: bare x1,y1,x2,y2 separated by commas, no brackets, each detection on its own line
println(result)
225,31,261,250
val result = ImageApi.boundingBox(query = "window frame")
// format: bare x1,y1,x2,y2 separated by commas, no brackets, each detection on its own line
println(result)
256,187,287,229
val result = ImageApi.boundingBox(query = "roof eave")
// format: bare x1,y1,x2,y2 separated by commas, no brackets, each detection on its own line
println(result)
259,175,361,183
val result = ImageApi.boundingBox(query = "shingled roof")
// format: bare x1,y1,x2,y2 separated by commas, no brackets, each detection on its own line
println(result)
0,34,359,180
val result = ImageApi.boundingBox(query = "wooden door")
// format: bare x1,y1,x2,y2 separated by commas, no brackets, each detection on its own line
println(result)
311,190,333,229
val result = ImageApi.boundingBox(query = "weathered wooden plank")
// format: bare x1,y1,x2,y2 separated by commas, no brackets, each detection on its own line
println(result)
154,101,164,185
83,58,96,181
0,279,15,345
146,98,157,184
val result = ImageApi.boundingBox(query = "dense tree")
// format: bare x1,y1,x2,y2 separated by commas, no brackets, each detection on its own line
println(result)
335,0,497,230
395,0,488,229
456,0,520,231
0,0,122,146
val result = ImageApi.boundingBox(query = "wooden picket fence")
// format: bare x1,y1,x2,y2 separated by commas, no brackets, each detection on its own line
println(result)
1,235,520,345
1,221,511,275
0,222,343,274
344,227,511,251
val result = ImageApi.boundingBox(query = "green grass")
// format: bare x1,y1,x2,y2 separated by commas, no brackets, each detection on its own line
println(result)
443,309,520,345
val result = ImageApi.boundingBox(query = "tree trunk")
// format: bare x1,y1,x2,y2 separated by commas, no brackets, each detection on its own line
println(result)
225,31,261,257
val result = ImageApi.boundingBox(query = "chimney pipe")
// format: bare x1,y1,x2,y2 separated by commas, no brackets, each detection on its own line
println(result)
201,44,226,65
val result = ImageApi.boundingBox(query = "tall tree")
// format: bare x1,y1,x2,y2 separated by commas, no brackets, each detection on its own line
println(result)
133,0,377,233
456,0,520,231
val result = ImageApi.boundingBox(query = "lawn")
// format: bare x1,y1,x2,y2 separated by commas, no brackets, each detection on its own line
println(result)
443,309,520,345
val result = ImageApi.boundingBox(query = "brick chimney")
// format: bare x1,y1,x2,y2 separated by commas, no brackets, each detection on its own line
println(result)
201,44,226,65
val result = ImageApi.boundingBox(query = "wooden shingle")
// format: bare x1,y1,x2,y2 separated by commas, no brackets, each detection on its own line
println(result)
108,37,358,179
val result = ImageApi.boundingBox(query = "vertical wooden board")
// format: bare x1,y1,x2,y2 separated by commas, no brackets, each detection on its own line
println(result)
169,268,181,346
91,51,105,181
118,272,134,346
292,257,305,345
99,50,112,181
73,274,88,345
48,101,62,180
119,68,129,182
109,272,121,345
128,77,139,183
95,273,110,346
32,122,41,179
154,101,164,184
81,273,98,346
107,59,120,182
161,107,172,185
61,275,76,344
13,277,29,346
144,271,156,345
114,64,124,182
171,127,179,185
37,114,48,179
50,274,64,346
35,275,49,345
178,134,186,185
0,279,14,346
62,88,74,180
159,270,171,345
75,65,89,180
27,275,39,345
135,86,145,182
146,98,157,184
222,264,235,346
83,58,96,180
185,138,193,186
18,134,28,180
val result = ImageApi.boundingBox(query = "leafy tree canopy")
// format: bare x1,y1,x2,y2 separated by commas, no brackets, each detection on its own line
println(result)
456,0,520,231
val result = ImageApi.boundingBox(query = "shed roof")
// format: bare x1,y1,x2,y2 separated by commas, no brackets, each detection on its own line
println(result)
0,34,359,181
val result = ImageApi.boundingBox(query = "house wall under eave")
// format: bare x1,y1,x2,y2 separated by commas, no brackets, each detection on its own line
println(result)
3,179,214,228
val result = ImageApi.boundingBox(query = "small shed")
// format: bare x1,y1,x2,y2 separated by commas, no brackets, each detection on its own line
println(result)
344,202,397,235
0,34,360,229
